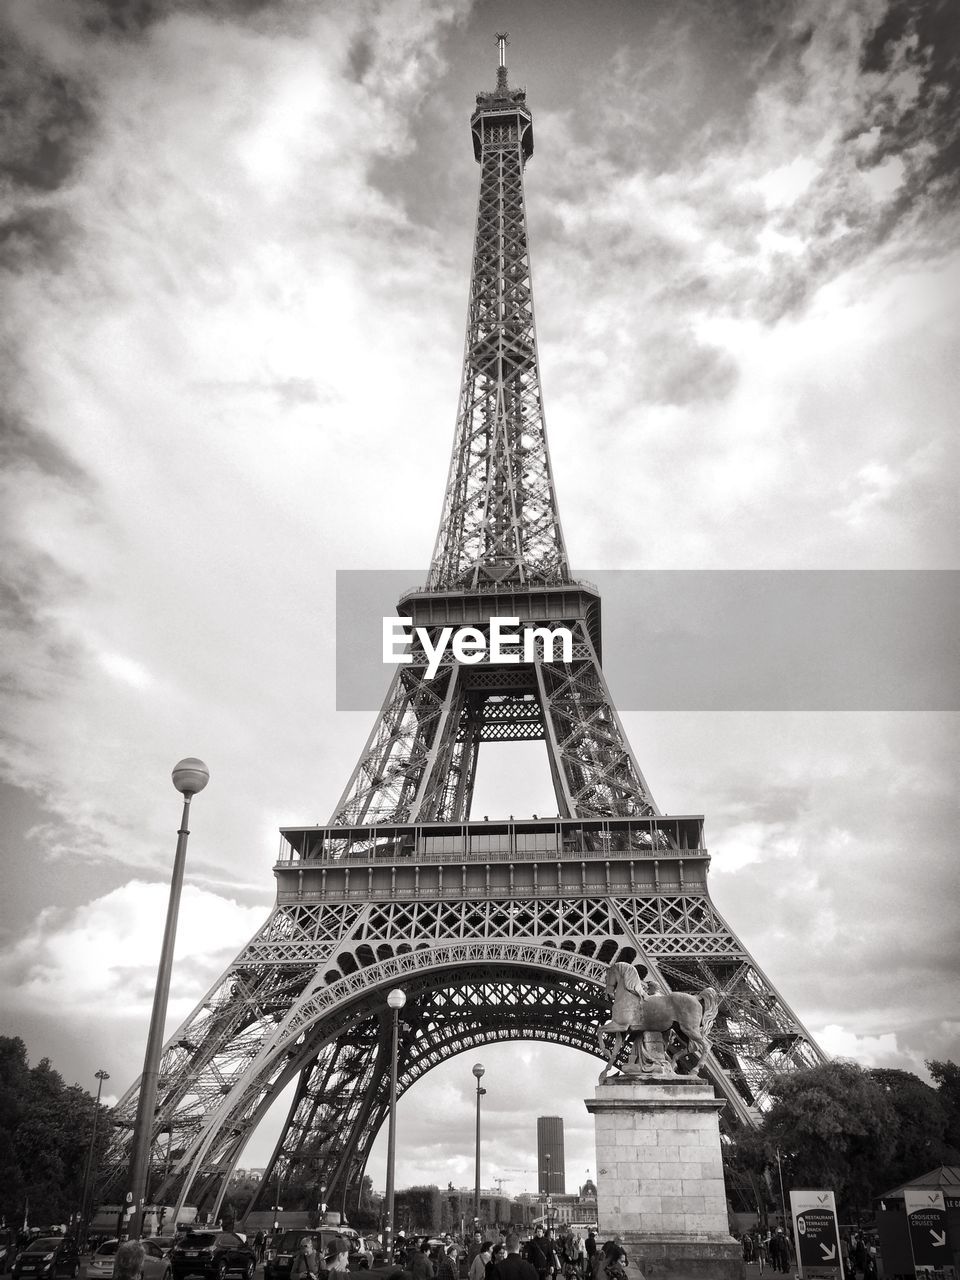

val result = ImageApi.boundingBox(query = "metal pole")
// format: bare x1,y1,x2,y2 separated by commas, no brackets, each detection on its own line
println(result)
472,1064,485,1227
79,1069,109,1250
128,759,208,1240
775,1148,788,1229
384,999,402,1260
474,1082,481,1225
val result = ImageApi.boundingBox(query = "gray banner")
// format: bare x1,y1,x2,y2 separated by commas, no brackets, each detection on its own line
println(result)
335,570,958,712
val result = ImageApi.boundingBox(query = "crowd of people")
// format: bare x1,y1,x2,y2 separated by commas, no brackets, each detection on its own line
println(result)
737,1226,792,1273
386,1226,629,1280
736,1224,879,1278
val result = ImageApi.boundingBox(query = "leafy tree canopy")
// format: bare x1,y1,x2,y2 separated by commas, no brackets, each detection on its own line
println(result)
725,1058,960,1219
0,1036,109,1229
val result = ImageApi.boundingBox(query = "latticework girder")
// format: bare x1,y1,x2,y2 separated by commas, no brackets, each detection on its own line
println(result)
100,880,823,1214
332,618,659,824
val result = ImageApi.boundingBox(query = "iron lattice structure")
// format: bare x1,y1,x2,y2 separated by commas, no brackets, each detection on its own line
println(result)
100,53,823,1221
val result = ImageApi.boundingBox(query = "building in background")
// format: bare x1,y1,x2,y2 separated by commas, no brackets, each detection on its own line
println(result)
537,1116,566,1195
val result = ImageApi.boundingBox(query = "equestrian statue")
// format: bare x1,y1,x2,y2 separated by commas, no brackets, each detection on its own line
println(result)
598,960,720,1081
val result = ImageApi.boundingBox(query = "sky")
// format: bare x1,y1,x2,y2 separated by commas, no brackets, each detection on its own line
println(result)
1,0,958,1200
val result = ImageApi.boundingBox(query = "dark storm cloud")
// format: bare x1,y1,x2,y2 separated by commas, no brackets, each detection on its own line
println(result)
858,0,960,211
0,30,92,192
536,0,960,331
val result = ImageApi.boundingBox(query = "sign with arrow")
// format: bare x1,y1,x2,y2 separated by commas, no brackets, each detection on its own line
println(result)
903,1188,948,1272
790,1189,844,1279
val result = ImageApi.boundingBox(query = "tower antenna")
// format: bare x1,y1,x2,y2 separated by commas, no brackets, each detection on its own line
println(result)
495,31,509,90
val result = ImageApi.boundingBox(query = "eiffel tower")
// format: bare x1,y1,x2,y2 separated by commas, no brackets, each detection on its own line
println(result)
101,39,823,1223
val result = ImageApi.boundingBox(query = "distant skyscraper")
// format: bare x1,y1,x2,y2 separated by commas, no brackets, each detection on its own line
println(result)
537,1116,566,1194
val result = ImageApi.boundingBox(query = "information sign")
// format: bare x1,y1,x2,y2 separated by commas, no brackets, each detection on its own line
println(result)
789,1189,843,1279
903,1188,948,1272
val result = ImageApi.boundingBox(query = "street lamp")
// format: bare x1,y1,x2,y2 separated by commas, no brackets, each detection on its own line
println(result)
79,1069,110,1248
543,1153,551,1233
384,988,406,1262
472,1063,486,1228
127,758,209,1241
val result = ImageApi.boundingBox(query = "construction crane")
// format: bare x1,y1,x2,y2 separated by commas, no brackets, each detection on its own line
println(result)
503,1168,537,1190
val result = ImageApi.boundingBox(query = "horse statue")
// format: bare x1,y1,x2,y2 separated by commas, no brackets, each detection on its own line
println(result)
598,960,719,1082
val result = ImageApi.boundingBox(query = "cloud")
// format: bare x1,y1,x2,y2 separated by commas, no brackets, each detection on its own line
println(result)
0,879,265,1024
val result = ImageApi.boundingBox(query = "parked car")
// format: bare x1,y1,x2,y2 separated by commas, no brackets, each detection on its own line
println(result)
264,1228,368,1280
87,1240,171,1280
11,1239,79,1280
169,1232,255,1280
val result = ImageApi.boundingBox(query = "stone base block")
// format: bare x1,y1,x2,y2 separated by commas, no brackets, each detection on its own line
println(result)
624,1237,745,1280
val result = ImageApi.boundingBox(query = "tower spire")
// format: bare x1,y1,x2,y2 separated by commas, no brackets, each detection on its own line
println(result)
428,41,567,590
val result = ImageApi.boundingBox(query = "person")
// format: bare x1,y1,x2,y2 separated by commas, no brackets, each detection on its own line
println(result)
112,1242,145,1280
410,1240,434,1280
292,1238,321,1280
769,1228,790,1275
854,1233,867,1277
327,1239,350,1275
466,1234,484,1270
742,1233,754,1264
495,1235,538,1280
254,1231,266,1265
470,1242,493,1280
593,1242,627,1280
486,1243,506,1280
583,1233,596,1277
437,1246,458,1280
524,1228,554,1280
557,1230,581,1280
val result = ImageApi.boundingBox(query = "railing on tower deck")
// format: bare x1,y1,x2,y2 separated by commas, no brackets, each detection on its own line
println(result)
398,577,600,599
276,815,706,865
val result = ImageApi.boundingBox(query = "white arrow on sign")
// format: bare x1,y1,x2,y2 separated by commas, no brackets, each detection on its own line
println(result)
819,1244,836,1261
930,1230,946,1247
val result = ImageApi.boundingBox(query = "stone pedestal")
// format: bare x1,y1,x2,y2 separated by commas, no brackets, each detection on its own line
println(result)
585,1079,744,1280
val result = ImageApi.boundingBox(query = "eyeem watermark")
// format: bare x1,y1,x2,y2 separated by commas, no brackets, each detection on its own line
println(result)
383,616,573,679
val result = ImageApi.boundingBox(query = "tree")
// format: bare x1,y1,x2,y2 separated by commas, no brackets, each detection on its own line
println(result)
760,1061,897,1217
0,1037,110,1227
869,1068,951,1189
927,1060,960,1157
395,1185,442,1234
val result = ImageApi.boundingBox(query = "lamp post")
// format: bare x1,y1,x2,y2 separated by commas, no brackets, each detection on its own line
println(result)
472,1063,486,1228
79,1069,110,1249
384,988,406,1262
543,1153,552,1233
127,758,209,1241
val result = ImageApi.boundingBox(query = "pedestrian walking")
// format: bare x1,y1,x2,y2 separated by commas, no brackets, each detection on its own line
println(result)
557,1229,581,1280
526,1228,557,1280
411,1240,434,1280
494,1236,538,1280
470,1242,492,1280
292,1237,321,1280
768,1228,791,1275
487,1243,506,1280
466,1234,484,1271
437,1246,458,1280
583,1233,596,1268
